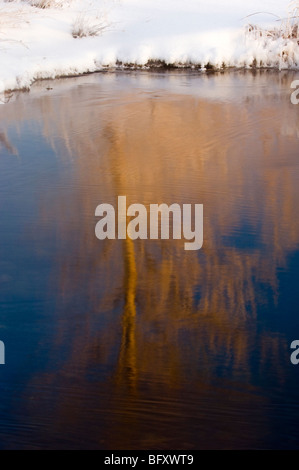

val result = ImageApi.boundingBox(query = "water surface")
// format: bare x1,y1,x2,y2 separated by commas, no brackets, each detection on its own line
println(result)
0,71,299,449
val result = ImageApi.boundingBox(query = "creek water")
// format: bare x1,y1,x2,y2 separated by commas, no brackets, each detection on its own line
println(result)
0,70,299,449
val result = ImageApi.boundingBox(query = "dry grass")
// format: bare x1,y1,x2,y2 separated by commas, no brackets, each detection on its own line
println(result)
246,1,299,41
4,0,72,8
0,7,30,48
25,0,66,8
281,0,299,39
71,12,109,39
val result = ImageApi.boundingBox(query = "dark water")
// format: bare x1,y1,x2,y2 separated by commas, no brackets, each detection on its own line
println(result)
0,71,299,450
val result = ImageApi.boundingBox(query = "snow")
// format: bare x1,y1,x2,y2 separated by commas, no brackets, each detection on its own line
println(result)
0,0,297,95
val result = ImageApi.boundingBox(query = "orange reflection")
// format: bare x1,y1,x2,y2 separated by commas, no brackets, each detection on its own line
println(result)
1,71,299,449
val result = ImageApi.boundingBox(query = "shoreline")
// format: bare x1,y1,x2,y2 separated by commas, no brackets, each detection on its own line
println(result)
1,66,298,103
0,1,298,100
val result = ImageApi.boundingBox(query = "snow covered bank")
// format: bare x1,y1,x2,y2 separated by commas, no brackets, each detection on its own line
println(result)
0,0,298,95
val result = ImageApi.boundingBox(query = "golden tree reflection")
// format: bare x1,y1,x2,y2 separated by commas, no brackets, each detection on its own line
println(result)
1,72,299,448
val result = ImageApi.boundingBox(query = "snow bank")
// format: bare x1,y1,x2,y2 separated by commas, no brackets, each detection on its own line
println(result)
0,0,297,95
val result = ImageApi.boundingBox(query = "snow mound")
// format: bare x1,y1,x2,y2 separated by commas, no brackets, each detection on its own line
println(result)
0,0,298,96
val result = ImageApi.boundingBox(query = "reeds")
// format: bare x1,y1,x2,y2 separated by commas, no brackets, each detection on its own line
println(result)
71,12,109,39
246,1,299,41
281,0,299,39
26,0,66,8
0,6,29,49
